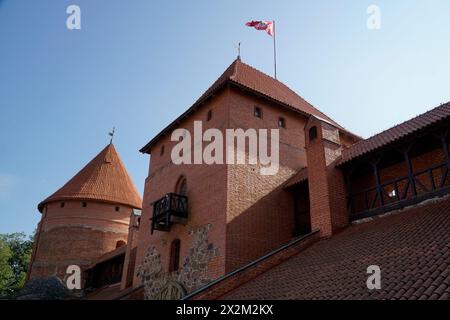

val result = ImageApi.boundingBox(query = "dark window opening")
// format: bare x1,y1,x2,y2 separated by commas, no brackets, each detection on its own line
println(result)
309,126,318,141
207,110,212,121
115,206,120,212
136,216,141,228
278,117,286,128
293,183,311,236
169,239,181,272
82,202,87,207
254,106,262,118
60,202,65,208
160,145,165,156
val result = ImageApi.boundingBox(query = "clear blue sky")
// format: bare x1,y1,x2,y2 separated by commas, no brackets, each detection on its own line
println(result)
1,0,450,235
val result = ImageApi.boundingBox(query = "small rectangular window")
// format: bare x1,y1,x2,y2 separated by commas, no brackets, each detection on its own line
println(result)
278,117,286,128
82,202,87,207
254,106,262,118
169,239,181,272
60,202,65,208
160,145,165,156
115,206,120,212
207,110,212,121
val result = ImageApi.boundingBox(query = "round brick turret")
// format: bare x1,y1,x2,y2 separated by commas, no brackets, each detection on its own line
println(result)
28,144,142,282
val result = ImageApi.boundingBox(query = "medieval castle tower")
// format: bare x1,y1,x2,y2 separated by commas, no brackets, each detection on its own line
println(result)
23,59,450,300
28,143,142,281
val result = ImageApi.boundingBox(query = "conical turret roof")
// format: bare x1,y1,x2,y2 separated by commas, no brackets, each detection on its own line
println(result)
38,144,142,212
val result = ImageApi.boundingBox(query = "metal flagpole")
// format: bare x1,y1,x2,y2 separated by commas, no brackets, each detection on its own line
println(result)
273,20,277,79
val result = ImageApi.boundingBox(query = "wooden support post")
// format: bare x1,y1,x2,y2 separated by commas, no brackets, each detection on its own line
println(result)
403,150,417,197
394,180,400,201
364,191,369,210
370,158,384,207
440,133,450,167
428,169,436,191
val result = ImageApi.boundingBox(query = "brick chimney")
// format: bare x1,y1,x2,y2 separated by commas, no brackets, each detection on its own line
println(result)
305,116,348,237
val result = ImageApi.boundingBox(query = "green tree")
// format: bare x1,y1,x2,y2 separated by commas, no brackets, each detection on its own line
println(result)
0,233,33,298
0,238,14,297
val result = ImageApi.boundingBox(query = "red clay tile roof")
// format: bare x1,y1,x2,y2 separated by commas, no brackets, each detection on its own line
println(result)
140,59,357,153
283,167,308,189
338,102,450,165
222,196,450,300
38,144,142,212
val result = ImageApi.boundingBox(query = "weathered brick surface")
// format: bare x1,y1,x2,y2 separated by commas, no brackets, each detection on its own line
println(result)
131,62,359,292
305,117,347,237
121,213,140,289
225,88,307,271
29,200,131,280
133,88,230,287
133,84,330,287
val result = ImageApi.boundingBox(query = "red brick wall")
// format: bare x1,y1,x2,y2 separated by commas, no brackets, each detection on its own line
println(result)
225,87,307,272
121,213,140,289
133,85,355,288
30,200,131,280
327,160,349,231
133,84,315,284
305,118,348,236
340,132,360,149
133,88,231,287
306,119,334,237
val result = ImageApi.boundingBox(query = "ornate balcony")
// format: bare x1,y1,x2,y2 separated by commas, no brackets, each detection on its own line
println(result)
151,193,188,234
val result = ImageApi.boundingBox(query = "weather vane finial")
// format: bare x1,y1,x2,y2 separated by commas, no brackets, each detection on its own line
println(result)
108,127,115,144
235,42,241,60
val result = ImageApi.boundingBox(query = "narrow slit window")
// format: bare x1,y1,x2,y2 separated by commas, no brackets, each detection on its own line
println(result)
309,126,318,141
207,109,212,121
169,239,181,272
278,117,286,128
254,106,262,118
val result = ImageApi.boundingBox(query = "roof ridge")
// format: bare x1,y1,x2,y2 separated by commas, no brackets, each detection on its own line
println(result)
140,58,359,153
231,59,358,136
352,102,450,149
339,101,450,164
230,58,239,79
235,59,308,102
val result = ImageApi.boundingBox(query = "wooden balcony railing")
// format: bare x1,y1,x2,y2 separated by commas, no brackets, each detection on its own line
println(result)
151,193,188,234
348,162,450,220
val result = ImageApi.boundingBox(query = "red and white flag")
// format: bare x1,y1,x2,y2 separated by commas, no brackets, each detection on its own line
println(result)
245,20,274,36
